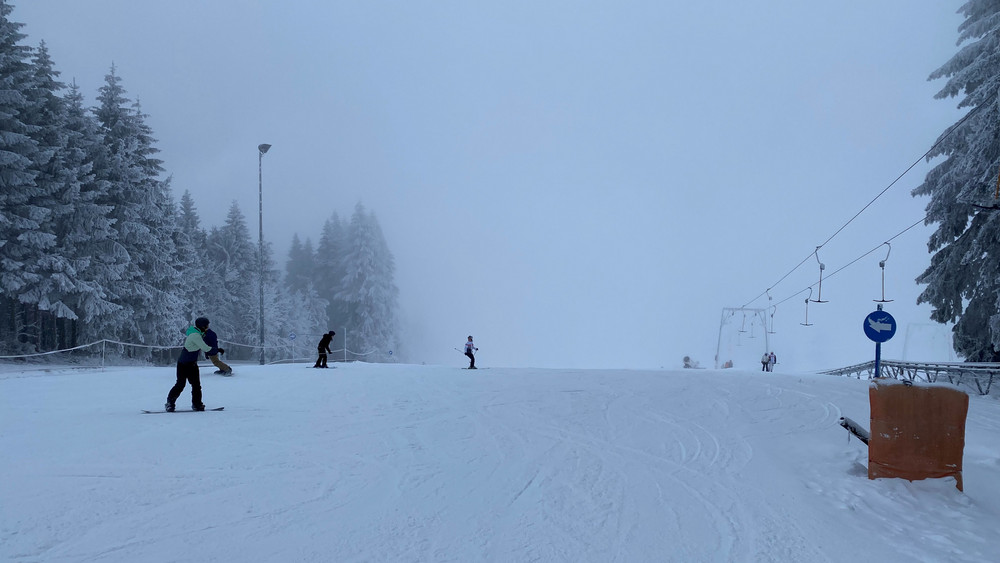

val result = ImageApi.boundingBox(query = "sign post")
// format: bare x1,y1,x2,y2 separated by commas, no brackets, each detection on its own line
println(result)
863,304,896,378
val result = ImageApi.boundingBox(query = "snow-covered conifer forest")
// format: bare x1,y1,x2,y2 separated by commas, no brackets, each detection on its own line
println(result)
0,2,399,363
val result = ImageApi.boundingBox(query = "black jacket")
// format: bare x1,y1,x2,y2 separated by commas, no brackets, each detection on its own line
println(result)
318,333,333,352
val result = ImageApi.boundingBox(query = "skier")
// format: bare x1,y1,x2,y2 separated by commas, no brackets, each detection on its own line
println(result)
314,331,335,368
166,317,214,412
768,351,777,372
761,352,770,372
204,326,232,375
464,335,478,369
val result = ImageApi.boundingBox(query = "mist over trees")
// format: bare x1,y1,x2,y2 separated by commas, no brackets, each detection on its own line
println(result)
913,0,1000,362
0,2,400,361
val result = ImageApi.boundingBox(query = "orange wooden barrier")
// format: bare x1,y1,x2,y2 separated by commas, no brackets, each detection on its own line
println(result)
868,380,969,490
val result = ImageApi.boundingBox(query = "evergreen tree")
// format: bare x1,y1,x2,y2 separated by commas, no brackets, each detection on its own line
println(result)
315,212,348,330
285,233,315,293
175,190,212,324
92,65,184,346
336,203,399,361
0,0,41,352
205,202,259,347
913,0,1000,361
60,80,123,344
19,41,80,350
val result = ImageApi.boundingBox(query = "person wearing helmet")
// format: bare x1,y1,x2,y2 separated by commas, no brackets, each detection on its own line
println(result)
314,330,336,368
166,317,214,411
464,335,478,369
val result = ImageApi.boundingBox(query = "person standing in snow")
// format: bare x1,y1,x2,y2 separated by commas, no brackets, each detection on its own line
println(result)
166,317,214,412
768,351,777,372
314,331,335,368
204,327,232,375
464,335,478,369
761,352,770,372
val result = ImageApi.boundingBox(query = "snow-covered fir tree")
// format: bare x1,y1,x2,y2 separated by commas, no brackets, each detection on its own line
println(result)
285,233,315,294
18,41,106,351
59,80,123,345
913,0,1000,362
336,203,399,361
205,202,260,347
283,234,330,353
0,2,47,353
175,190,214,326
92,65,184,347
315,213,349,334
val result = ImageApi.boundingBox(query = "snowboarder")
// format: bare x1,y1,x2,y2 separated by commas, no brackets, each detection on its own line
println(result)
761,352,770,372
314,331,335,368
204,327,232,375
166,317,214,412
768,351,777,372
464,336,478,369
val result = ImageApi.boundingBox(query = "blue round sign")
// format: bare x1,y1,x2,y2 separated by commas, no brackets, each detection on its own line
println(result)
863,311,896,343
288,332,296,340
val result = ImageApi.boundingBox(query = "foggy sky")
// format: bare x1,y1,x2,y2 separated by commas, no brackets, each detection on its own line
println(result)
17,1,967,369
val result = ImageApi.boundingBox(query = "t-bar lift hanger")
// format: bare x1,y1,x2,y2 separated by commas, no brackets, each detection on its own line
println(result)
874,242,893,303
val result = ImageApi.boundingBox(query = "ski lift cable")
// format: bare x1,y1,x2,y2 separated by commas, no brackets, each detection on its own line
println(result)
740,103,987,310
768,214,929,311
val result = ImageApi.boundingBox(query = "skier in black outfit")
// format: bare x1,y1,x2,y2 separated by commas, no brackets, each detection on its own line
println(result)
464,335,478,369
166,317,213,412
314,331,335,368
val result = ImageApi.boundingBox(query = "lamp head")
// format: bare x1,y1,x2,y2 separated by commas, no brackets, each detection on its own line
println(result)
258,143,271,155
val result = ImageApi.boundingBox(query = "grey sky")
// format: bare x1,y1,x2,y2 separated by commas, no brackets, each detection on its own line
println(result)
17,1,967,369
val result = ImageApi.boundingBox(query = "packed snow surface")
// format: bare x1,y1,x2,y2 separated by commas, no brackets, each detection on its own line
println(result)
2,362,999,562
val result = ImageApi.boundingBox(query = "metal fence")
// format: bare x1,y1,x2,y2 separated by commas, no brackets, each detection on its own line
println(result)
819,360,1000,395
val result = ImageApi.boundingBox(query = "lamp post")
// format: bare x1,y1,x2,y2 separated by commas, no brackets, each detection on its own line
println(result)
257,143,271,365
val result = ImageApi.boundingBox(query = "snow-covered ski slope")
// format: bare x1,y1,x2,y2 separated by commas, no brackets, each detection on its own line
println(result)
2,362,999,562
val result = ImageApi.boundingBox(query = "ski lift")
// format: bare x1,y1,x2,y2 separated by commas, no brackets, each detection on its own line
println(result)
874,242,893,303
738,311,748,334
809,248,829,303
766,289,776,334
801,288,814,326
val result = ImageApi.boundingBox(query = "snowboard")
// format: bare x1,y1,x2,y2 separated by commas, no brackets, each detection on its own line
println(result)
141,407,225,414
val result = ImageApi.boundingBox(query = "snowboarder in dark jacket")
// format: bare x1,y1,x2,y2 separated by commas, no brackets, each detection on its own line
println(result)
204,328,232,375
314,331,335,368
166,317,213,411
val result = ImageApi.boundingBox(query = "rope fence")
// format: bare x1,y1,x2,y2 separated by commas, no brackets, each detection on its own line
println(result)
0,338,381,369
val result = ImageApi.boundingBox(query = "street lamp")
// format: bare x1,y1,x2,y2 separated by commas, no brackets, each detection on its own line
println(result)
258,143,271,365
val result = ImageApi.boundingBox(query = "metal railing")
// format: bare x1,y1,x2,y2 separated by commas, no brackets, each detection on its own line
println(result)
820,359,1000,395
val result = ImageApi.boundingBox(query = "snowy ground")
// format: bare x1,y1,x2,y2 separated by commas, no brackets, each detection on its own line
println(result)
2,362,999,562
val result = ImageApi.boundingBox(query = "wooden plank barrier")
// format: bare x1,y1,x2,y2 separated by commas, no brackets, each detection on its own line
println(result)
868,379,969,491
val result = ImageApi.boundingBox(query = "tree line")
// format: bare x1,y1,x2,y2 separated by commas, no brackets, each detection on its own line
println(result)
0,1,399,362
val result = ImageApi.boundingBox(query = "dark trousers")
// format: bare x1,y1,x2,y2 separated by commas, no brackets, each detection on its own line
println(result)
168,361,203,407
315,348,328,368
465,351,475,368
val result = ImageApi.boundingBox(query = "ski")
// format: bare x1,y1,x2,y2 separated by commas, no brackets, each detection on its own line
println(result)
141,407,225,414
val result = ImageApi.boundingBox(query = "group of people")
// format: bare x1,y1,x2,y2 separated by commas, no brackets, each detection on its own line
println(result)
761,351,777,372
165,318,338,412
